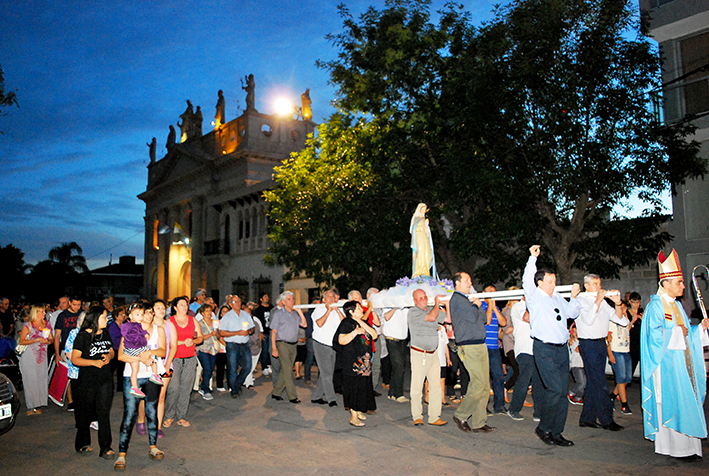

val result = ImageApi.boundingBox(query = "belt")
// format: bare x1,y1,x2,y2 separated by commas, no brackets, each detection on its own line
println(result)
385,337,406,342
277,341,297,345
533,337,566,347
411,346,436,354
579,337,606,342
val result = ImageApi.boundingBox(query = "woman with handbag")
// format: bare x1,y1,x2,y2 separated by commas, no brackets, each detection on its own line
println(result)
18,305,53,415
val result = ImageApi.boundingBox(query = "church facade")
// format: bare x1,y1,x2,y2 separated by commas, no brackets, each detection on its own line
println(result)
138,85,317,305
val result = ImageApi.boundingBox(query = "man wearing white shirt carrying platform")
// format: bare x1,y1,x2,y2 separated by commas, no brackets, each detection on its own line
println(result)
576,274,626,432
310,290,344,407
523,245,581,447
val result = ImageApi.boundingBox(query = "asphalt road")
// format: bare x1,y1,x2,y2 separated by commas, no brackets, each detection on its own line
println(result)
1,369,707,475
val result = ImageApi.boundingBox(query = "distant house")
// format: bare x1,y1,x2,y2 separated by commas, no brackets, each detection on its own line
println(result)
84,256,143,304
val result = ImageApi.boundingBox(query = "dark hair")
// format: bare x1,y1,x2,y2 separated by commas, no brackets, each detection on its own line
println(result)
80,305,108,340
69,295,82,303
628,292,641,301
198,303,214,315
218,305,230,319
151,299,166,309
453,272,467,286
170,296,188,314
342,300,360,318
534,268,555,286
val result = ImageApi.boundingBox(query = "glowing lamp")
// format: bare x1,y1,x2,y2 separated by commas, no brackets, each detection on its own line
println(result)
274,98,294,116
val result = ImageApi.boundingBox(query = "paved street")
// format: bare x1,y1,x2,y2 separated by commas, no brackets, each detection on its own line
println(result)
1,370,707,475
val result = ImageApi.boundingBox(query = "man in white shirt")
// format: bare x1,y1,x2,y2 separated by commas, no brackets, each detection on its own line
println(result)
382,307,410,402
310,290,343,407
576,274,626,432
218,295,255,398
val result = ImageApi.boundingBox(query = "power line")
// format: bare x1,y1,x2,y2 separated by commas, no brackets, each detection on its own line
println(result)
85,231,143,260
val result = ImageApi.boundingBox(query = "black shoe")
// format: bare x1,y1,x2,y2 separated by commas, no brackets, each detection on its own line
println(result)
552,435,574,447
493,406,508,415
675,454,703,463
602,421,624,431
67,402,75,412
535,427,554,445
271,394,283,401
328,401,338,407
311,398,327,405
373,390,381,397
620,403,632,415
231,391,241,398
579,420,601,429
290,398,301,404
453,416,472,433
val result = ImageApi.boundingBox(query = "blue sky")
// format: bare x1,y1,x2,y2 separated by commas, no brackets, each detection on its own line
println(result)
0,0,499,270
0,1,665,270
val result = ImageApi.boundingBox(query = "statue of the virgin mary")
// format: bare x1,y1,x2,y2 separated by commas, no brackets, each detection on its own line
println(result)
410,203,438,280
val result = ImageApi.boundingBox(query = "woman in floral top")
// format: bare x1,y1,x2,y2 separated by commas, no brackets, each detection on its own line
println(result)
333,300,378,427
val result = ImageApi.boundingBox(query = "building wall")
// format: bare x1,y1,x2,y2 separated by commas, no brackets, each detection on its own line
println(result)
640,0,709,314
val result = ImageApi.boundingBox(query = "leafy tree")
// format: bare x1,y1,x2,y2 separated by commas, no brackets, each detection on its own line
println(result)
48,242,89,274
265,115,412,292
26,242,88,302
0,244,29,301
266,0,706,290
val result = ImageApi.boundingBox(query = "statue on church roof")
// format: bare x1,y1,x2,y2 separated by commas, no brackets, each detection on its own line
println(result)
166,125,176,151
194,106,203,137
301,88,312,121
178,100,194,142
215,89,225,129
242,74,256,112
147,137,157,163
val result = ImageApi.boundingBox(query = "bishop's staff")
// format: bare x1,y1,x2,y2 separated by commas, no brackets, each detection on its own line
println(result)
691,265,709,321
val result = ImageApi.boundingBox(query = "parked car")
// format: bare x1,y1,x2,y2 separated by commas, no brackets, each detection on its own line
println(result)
0,372,20,435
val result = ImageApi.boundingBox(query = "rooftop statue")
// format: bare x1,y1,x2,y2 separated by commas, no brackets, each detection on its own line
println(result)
301,89,312,121
147,137,157,163
178,100,194,141
166,125,176,151
242,74,255,112
215,89,225,129
194,106,203,137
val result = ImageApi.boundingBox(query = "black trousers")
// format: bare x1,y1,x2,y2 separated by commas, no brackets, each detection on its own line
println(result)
74,377,113,453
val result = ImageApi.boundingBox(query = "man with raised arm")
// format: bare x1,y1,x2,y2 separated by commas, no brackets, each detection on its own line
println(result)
523,245,581,447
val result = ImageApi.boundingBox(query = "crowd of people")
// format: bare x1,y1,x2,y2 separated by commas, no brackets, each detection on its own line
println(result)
0,246,707,468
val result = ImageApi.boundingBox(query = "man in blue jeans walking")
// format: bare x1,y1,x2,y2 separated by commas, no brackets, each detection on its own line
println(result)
218,296,255,398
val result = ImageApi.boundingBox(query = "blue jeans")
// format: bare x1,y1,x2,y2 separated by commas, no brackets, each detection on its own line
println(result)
197,351,217,394
226,342,251,395
260,335,271,368
119,377,159,453
509,353,541,415
488,347,505,412
611,352,631,384
303,337,314,382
